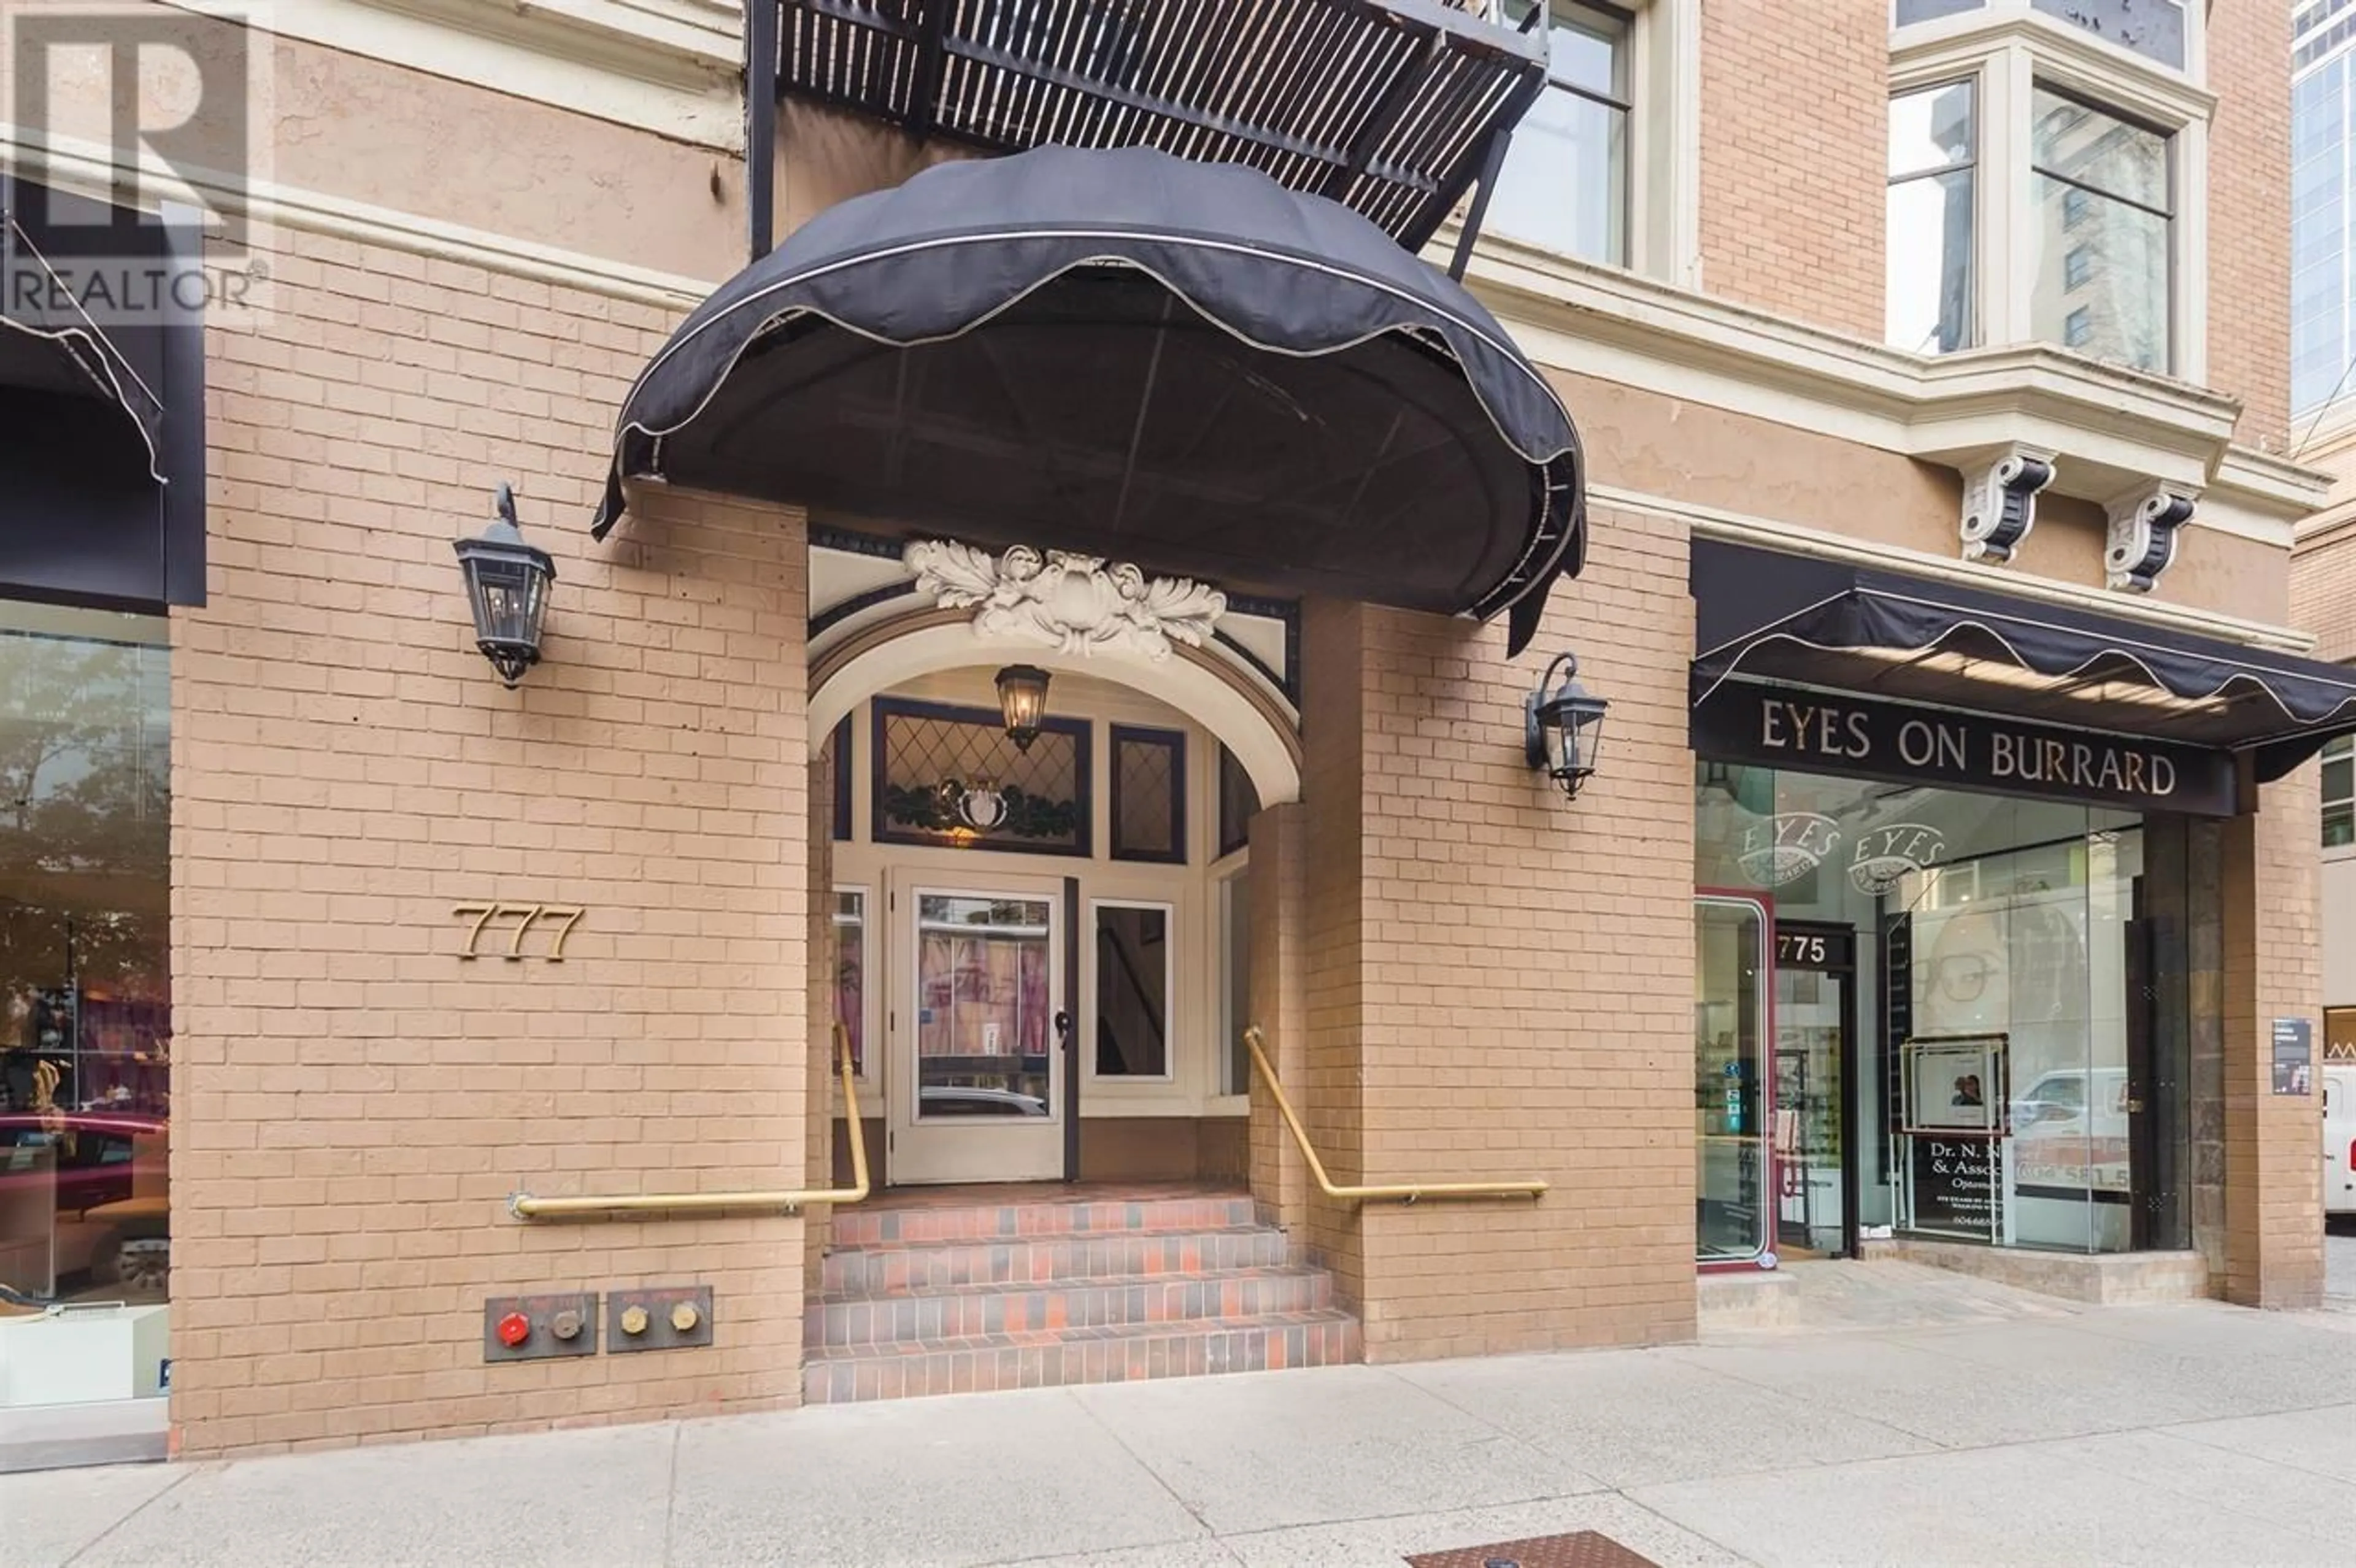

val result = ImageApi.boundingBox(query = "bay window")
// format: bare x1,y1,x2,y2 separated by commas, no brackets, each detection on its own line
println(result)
2029,88,2172,373
1888,2,2204,378
1887,80,1979,353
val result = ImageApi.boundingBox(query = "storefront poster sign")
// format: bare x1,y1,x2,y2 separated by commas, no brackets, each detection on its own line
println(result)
1908,1136,2003,1239
2272,1018,2313,1096
1901,1033,2008,1135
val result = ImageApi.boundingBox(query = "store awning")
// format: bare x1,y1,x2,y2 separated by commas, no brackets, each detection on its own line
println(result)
0,179,206,608
592,145,1585,654
1,214,164,483
1692,540,2356,785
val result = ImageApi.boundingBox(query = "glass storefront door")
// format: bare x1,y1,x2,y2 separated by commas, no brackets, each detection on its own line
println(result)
1773,924,1854,1257
888,881,1065,1183
1696,896,1771,1264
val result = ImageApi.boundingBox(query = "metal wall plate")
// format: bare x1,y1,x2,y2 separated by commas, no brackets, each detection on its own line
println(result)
482,1291,598,1362
605,1285,714,1353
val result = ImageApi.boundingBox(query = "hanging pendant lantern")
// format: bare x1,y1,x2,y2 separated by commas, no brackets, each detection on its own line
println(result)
995,664,1052,751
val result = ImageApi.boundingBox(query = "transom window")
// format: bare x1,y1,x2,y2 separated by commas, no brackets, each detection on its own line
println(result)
1487,1,1630,265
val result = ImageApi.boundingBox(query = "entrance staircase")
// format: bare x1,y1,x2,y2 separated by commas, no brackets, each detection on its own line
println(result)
804,1186,1359,1403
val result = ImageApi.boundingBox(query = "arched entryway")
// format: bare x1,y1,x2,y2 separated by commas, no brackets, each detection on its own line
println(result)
810,602,1297,1193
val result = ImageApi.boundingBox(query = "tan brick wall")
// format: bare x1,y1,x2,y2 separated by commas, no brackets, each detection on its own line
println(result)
2208,0,2294,450
1298,505,1697,1360
2292,522,2356,665
171,225,813,1456
2220,769,2325,1309
1299,602,1372,1307
1696,0,1887,340
1247,802,1312,1240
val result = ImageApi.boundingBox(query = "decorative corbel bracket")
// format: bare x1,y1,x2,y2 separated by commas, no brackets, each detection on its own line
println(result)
1958,445,2058,566
2104,483,2196,594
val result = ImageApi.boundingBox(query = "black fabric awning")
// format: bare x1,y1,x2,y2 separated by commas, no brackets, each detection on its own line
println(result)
1692,539,2356,785
593,144,1585,654
0,179,206,609
1,211,164,484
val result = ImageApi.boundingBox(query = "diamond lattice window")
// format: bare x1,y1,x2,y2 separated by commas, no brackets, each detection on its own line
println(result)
1112,725,1185,864
873,699,1090,856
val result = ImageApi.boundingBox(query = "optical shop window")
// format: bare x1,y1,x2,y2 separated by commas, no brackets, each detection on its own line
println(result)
0,606,172,1416
1696,763,2193,1260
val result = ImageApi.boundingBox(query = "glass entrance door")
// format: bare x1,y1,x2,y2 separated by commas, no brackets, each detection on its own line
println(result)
1774,924,1854,1257
888,882,1064,1184
1696,895,1771,1265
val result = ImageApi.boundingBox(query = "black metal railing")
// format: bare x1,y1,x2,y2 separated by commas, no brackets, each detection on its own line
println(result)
762,0,1547,252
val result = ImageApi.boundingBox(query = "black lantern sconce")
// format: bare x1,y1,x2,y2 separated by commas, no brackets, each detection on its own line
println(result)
452,484,556,688
995,664,1052,751
1524,651,1609,800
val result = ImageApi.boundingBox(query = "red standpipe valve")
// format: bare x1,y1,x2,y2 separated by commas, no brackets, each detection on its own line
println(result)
496,1311,532,1348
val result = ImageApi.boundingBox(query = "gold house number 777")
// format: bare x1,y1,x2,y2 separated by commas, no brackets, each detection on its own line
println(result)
452,903,587,962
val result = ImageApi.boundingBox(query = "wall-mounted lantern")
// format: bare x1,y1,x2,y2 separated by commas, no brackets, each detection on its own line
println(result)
453,484,555,688
995,664,1052,750
1524,651,1609,801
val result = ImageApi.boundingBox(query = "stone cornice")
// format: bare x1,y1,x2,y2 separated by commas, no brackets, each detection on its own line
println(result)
159,0,745,148
1443,233,2328,534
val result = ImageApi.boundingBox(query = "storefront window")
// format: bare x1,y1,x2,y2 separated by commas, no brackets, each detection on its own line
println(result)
0,606,170,1407
1695,757,2193,1259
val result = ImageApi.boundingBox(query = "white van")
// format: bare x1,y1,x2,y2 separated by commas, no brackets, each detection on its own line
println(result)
2327,1066,2356,1217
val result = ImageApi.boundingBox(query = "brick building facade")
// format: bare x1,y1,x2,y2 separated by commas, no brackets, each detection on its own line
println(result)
0,0,2344,1468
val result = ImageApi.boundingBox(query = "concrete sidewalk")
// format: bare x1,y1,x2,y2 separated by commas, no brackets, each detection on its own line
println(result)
7,1289,2354,1568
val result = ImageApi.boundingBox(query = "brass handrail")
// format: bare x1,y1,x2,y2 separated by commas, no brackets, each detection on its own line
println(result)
507,1023,870,1221
1243,1026,1546,1205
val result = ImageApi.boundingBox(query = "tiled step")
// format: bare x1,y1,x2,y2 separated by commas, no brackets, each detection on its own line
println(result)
807,1266,1333,1348
830,1192,1258,1248
803,1310,1361,1403
819,1226,1290,1296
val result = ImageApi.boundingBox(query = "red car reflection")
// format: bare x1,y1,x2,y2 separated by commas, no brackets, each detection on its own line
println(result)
0,1111,169,1296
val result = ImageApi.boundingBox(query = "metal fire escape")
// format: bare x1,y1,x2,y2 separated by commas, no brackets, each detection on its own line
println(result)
746,0,1547,266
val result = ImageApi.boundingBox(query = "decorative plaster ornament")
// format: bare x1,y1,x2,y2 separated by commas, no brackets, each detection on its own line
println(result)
904,540,1226,660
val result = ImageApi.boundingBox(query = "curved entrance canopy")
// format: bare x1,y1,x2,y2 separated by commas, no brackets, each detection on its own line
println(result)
593,145,1586,655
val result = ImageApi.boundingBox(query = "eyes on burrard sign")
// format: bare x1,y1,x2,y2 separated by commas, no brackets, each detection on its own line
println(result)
6,1,274,323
